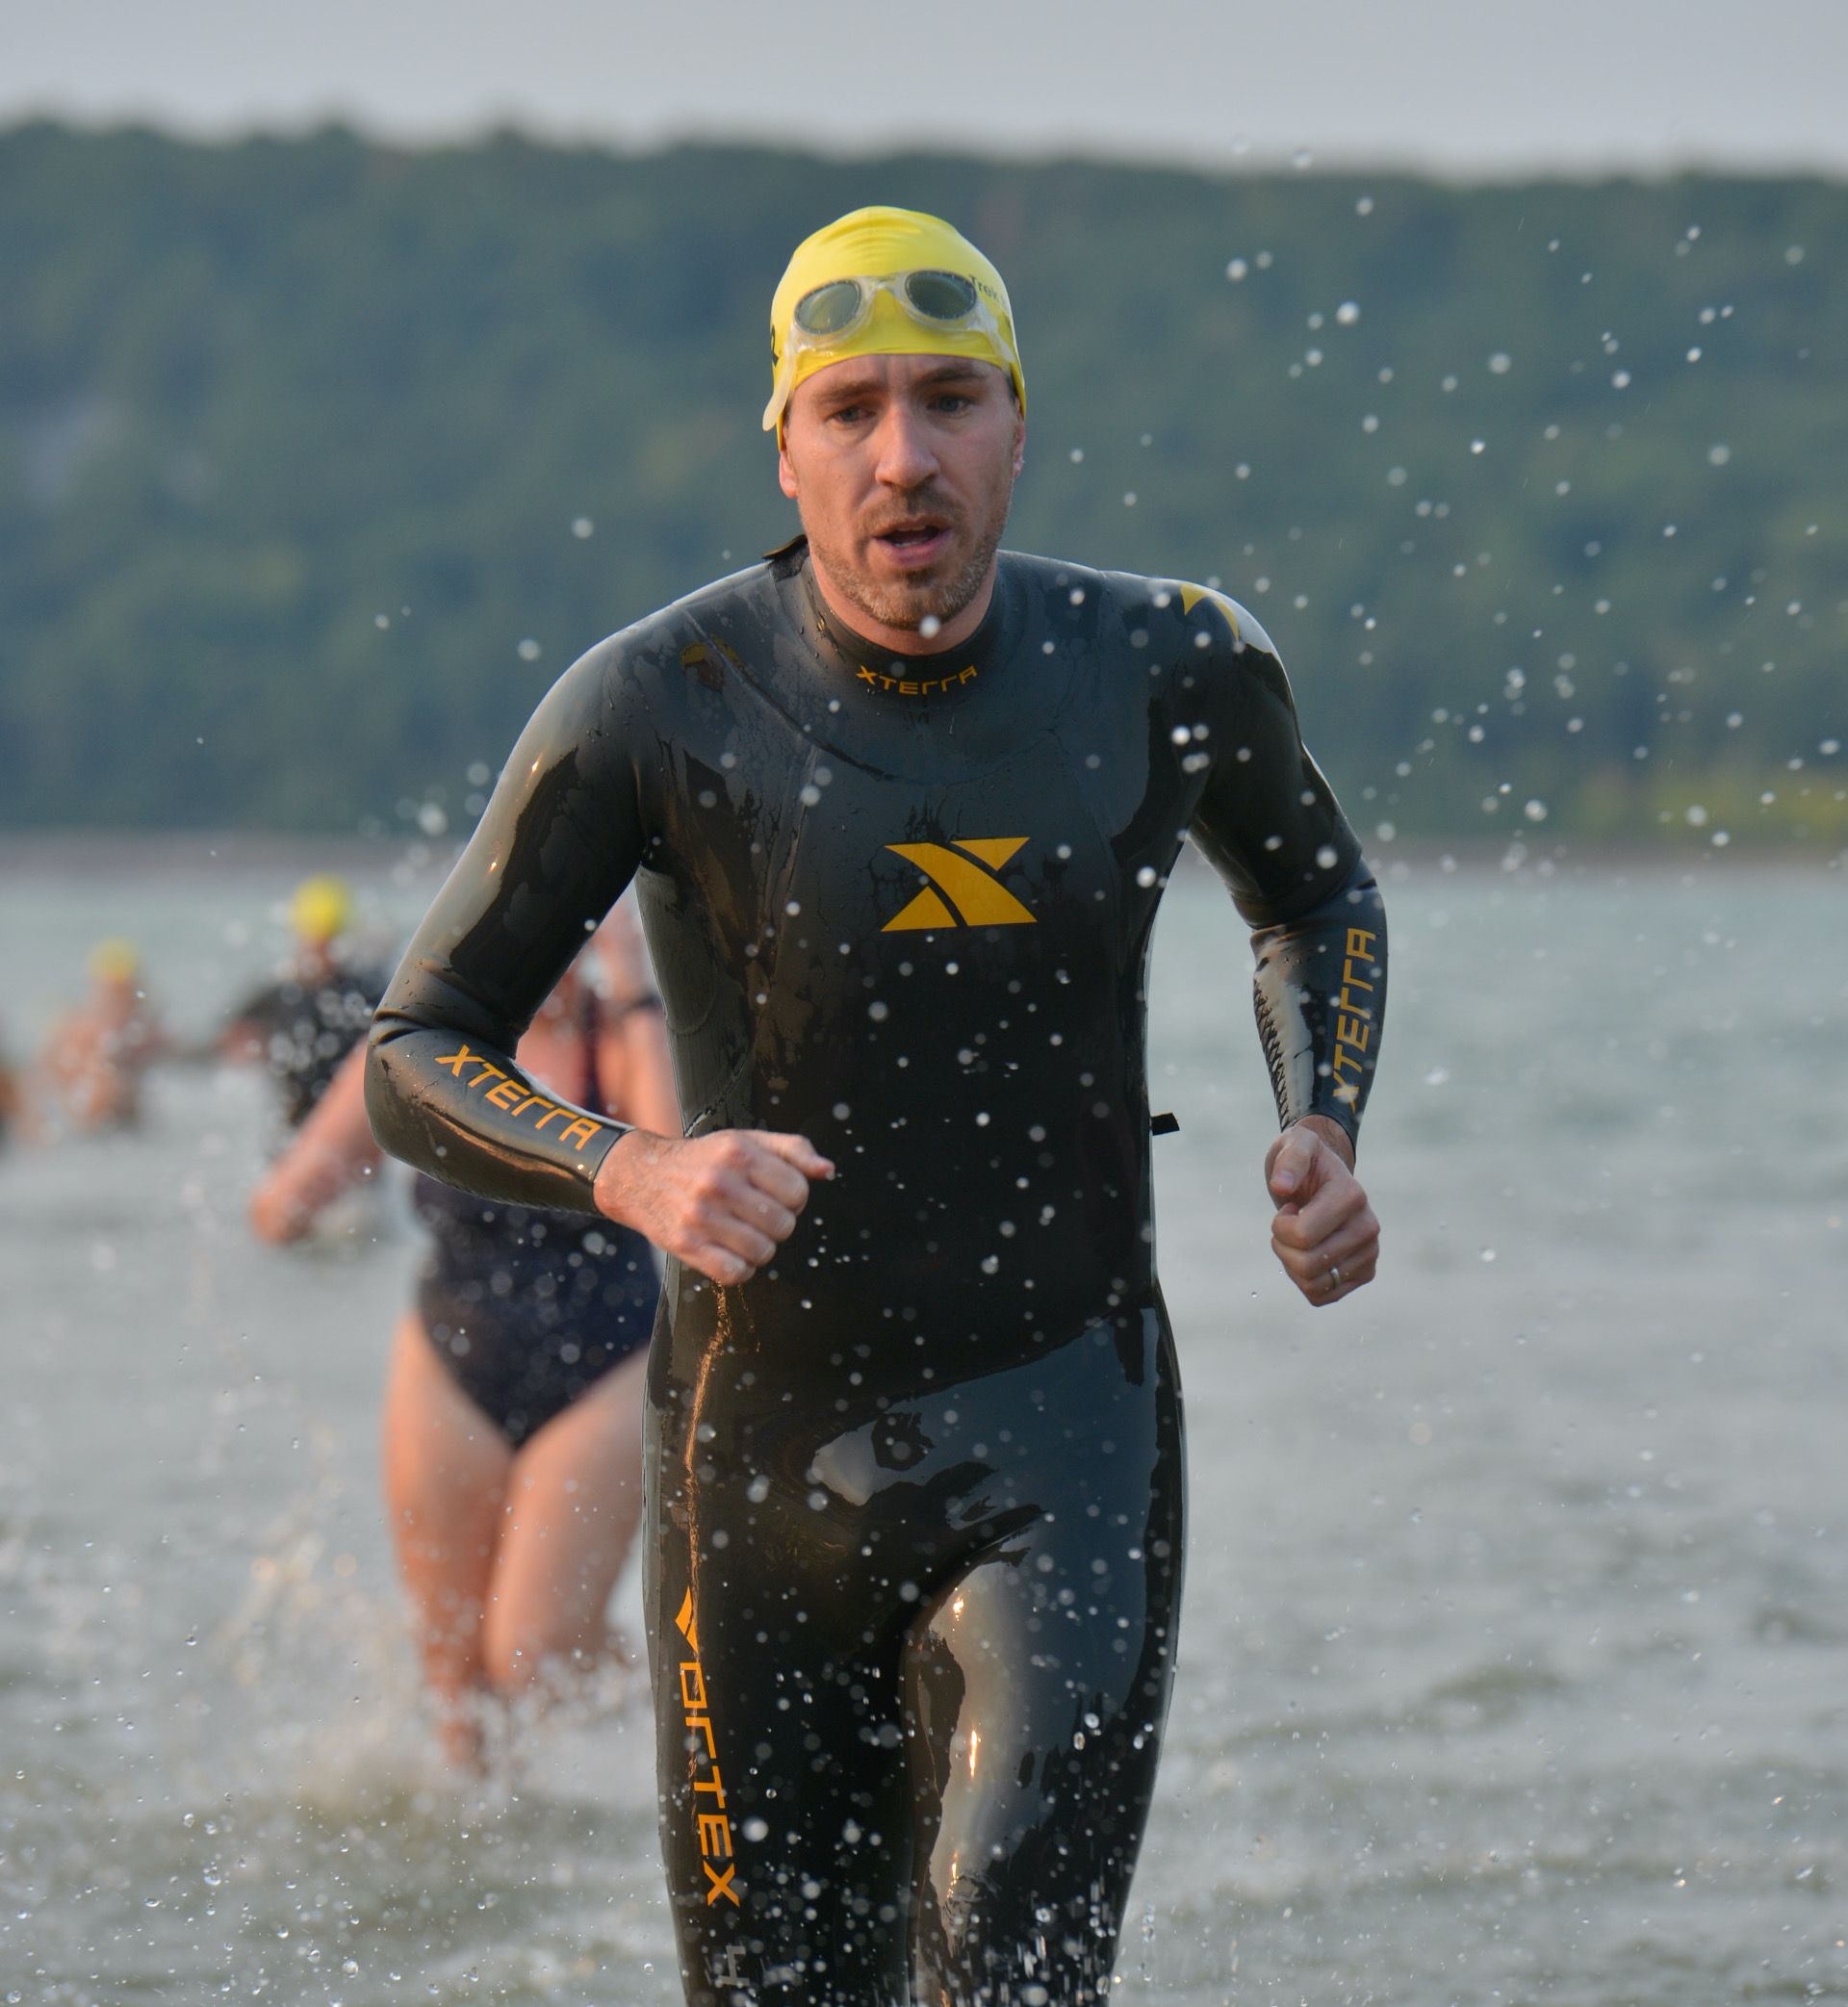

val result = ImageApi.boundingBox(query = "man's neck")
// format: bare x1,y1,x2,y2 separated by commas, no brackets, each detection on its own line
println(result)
805,551,999,658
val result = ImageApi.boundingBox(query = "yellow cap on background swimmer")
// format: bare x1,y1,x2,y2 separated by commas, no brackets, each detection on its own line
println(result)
88,938,141,984
289,875,354,946
763,206,1025,436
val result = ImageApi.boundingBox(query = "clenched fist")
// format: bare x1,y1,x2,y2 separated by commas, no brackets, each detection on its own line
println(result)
1265,1117,1380,1307
595,1127,834,1286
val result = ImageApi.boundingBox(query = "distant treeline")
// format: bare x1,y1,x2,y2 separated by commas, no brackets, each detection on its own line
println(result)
1,123,1842,843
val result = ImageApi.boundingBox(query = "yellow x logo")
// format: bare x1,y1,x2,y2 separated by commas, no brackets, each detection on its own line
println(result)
883,839,1035,931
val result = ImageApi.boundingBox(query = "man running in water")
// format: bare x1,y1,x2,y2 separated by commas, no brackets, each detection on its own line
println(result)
35,939,169,1133
219,875,390,1130
368,206,1385,2006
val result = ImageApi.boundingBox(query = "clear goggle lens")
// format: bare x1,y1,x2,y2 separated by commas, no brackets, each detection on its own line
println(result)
791,269,984,341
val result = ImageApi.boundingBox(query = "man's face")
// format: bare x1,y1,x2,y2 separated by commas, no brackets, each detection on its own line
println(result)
295,939,337,985
93,974,138,1023
778,353,1025,637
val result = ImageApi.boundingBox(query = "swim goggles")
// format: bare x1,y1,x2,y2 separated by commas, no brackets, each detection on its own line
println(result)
795,268,989,340
763,270,1012,432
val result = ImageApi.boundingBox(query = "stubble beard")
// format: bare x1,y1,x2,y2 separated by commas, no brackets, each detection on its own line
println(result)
807,482,1012,636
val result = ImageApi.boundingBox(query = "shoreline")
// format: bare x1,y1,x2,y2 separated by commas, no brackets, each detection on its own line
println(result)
1,828,1840,881
0,830,442,878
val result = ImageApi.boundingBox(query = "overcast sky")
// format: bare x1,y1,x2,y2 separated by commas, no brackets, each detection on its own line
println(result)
6,0,1846,178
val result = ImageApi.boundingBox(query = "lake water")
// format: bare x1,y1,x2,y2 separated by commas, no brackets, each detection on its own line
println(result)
2,842,1845,2005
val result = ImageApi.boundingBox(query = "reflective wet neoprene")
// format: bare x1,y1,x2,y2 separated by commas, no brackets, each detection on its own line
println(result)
368,542,1386,2005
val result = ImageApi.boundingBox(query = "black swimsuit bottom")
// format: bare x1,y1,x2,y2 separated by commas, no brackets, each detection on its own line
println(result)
413,1173,659,1449
370,541,1387,2003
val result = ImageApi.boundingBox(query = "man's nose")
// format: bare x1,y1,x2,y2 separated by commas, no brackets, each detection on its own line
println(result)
871,402,940,489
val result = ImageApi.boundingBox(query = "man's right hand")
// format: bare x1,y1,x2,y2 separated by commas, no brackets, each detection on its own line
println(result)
595,1128,834,1286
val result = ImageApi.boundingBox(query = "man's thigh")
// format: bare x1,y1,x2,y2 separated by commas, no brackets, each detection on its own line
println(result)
902,1496,1181,2007
651,1531,916,2006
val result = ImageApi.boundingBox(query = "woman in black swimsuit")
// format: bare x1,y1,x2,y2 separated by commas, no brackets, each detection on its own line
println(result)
251,903,679,1763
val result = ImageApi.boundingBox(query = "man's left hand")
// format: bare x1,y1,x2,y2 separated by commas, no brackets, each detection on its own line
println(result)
1265,1117,1379,1307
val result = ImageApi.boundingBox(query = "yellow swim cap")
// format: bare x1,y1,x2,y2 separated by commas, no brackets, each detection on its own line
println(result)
88,938,141,984
764,206,1025,437
289,874,354,946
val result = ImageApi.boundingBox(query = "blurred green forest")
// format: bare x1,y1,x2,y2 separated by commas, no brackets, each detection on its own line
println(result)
1,123,1842,843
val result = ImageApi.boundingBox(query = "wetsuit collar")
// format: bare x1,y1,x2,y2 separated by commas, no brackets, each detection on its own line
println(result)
793,545,1021,705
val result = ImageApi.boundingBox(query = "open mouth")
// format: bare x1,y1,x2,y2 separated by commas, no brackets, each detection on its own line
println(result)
874,522,951,566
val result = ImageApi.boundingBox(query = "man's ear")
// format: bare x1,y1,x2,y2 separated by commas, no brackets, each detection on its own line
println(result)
1011,413,1026,480
778,435,800,502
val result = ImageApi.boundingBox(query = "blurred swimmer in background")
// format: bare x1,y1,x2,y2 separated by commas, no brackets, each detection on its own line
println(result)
218,875,391,1132
0,1018,23,1143
249,899,678,1764
32,939,170,1134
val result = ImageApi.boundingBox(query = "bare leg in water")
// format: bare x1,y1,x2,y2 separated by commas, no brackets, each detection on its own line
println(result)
379,1311,649,1765
250,899,673,1765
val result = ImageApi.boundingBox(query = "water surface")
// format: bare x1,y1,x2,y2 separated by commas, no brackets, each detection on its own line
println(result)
2,848,1845,2003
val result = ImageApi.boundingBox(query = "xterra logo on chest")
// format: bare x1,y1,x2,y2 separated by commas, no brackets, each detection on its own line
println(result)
882,839,1035,932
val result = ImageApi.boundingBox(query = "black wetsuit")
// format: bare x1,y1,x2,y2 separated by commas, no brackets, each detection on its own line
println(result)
368,540,1386,2007
232,961,389,1127
413,994,660,1447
